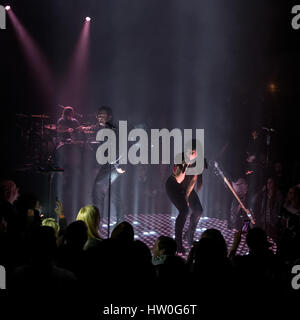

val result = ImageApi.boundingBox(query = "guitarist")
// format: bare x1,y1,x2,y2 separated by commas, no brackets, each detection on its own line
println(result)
165,139,205,254
90,106,125,223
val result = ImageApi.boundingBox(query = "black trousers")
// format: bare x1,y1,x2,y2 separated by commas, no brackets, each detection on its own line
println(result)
166,176,203,248
92,166,123,224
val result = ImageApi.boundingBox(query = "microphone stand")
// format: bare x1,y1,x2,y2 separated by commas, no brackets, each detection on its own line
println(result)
106,123,117,238
100,121,123,238
38,164,63,218
107,160,112,238
262,128,271,231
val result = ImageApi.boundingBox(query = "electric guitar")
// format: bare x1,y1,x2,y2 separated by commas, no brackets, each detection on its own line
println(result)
212,161,256,225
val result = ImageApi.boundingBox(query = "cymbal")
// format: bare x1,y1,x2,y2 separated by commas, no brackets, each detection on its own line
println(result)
16,114,50,119
16,113,29,118
44,124,57,130
32,114,49,119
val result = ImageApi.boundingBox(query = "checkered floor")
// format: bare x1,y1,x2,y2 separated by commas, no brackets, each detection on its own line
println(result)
100,214,276,258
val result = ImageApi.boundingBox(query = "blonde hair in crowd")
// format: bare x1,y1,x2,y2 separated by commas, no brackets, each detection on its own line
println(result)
76,205,101,239
42,218,60,238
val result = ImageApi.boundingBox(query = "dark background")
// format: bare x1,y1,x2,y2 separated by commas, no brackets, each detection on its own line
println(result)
0,0,299,220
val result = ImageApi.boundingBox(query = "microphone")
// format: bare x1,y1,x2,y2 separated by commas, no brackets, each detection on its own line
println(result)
261,126,276,132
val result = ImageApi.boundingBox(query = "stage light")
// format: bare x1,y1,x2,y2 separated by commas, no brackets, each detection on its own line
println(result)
200,216,209,220
268,82,277,93
85,17,91,21
6,6,54,101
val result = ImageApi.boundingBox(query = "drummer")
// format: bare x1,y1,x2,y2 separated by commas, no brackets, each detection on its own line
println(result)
57,106,80,142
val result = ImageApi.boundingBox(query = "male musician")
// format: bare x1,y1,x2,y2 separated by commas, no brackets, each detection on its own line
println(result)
86,106,125,224
245,128,267,210
165,139,204,254
245,129,265,172
57,106,80,142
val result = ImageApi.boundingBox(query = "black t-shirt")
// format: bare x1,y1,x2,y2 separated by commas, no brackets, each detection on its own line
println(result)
172,153,204,191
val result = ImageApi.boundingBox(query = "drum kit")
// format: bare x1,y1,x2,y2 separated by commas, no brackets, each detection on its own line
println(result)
15,112,102,216
16,113,99,167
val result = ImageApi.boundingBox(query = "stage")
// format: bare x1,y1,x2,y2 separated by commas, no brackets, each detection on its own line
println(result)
100,214,277,258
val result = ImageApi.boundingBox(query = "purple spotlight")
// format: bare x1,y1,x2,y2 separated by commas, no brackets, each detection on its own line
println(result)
85,17,91,22
6,8,54,102
5,5,11,11
59,15,91,106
